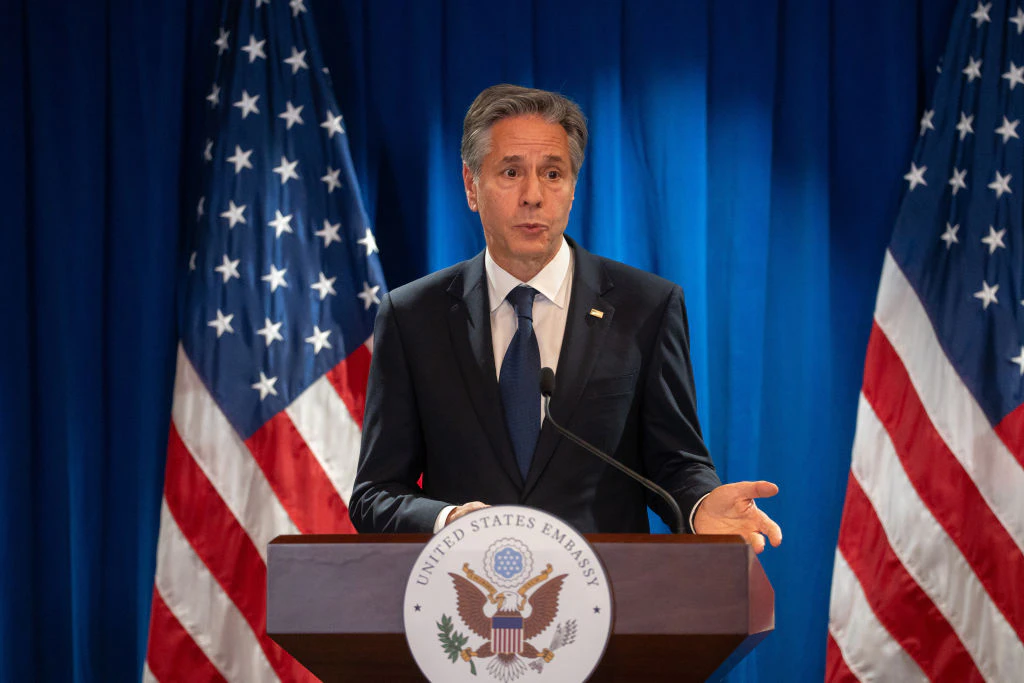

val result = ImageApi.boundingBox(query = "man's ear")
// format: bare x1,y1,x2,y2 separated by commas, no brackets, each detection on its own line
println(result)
462,163,479,212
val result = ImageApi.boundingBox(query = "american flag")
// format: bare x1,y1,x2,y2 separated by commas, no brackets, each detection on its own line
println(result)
827,1,1024,680
143,0,384,680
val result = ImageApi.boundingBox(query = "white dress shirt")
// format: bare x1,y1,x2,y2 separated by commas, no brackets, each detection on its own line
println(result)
486,236,573,381
434,237,706,532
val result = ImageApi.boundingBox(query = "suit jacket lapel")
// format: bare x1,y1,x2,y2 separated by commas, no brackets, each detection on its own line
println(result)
447,253,524,489
524,239,615,496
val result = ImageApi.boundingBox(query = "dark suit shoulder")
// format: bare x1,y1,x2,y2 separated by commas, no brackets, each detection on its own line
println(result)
598,256,680,295
384,255,481,311
569,248,682,317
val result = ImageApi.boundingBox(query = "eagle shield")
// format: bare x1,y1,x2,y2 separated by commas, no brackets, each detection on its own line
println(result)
445,554,567,681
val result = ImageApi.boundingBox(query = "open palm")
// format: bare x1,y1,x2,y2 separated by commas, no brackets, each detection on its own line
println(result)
693,480,782,553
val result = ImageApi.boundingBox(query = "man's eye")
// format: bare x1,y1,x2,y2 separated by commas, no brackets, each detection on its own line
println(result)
546,170,562,180
503,169,518,178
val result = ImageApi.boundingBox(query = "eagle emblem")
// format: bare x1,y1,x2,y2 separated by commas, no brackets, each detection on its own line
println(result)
437,539,578,681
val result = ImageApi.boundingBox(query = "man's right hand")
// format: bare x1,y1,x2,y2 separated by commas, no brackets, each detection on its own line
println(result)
445,501,490,526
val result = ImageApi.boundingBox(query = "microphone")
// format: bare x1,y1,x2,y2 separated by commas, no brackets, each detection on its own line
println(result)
539,367,685,534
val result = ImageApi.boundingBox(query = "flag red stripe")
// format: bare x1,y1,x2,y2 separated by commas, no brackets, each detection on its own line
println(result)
245,411,355,534
165,424,317,683
325,344,371,428
145,587,227,683
825,633,859,683
993,403,1024,469
864,323,1024,637
837,472,982,681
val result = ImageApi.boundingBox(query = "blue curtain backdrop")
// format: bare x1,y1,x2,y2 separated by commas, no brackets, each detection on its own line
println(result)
0,0,959,681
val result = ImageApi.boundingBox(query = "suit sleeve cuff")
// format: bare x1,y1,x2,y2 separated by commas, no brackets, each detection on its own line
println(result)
689,492,712,533
433,506,456,534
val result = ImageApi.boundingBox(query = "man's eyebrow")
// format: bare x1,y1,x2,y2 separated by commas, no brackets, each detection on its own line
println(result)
498,154,567,163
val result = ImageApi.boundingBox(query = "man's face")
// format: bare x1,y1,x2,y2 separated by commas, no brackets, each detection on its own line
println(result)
463,115,575,281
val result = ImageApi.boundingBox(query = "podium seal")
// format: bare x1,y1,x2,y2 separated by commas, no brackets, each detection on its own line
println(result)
403,506,612,682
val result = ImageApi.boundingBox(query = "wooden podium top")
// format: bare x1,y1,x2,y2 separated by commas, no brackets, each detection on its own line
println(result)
267,534,773,681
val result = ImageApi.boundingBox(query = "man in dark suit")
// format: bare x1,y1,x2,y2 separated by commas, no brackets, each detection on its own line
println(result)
350,85,781,550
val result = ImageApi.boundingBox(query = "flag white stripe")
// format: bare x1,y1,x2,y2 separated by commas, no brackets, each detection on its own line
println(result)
875,251,1024,553
172,345,298,560
285,371,362,505
140,662,157,683
852,393,1024,681
153,500,279,683
828,549,929,683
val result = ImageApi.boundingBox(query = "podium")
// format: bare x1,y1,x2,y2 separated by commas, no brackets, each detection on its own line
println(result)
267,534,773,681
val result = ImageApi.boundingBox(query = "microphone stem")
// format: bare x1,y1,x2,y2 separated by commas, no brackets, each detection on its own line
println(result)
543,396,685,535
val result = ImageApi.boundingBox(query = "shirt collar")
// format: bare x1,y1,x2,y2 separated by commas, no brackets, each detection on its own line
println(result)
485,236,572,313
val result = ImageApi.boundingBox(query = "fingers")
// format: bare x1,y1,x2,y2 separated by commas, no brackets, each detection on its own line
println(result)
744,493,783,552
761,511,783,547
742,508,783,552
745,480,779,499
446,501,489,525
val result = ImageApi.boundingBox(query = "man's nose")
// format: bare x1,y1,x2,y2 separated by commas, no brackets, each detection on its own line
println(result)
520,173,542,207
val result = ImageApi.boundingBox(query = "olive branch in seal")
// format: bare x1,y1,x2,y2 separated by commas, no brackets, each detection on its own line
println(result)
436,614,477,676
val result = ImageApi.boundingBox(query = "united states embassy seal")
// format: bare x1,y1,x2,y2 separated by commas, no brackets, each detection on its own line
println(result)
403,505,612,682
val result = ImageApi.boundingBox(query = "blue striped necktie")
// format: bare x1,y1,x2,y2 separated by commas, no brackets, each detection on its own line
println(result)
500,286,541,479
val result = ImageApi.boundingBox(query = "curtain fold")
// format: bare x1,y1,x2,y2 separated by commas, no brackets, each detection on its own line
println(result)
2,0,188,680
0,0,959,680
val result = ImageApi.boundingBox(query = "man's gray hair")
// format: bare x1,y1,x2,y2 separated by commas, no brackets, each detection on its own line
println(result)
461,84,588,181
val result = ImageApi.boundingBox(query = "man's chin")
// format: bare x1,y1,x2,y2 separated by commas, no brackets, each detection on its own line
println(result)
511,244,556,264
513,231,559,251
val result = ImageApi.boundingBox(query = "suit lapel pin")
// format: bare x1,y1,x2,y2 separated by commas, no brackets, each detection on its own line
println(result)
589,308,604,319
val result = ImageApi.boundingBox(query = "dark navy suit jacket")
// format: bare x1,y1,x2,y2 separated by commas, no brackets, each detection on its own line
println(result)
349,237,720,533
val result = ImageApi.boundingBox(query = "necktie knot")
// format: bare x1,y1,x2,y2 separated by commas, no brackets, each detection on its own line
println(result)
506,286,538,321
